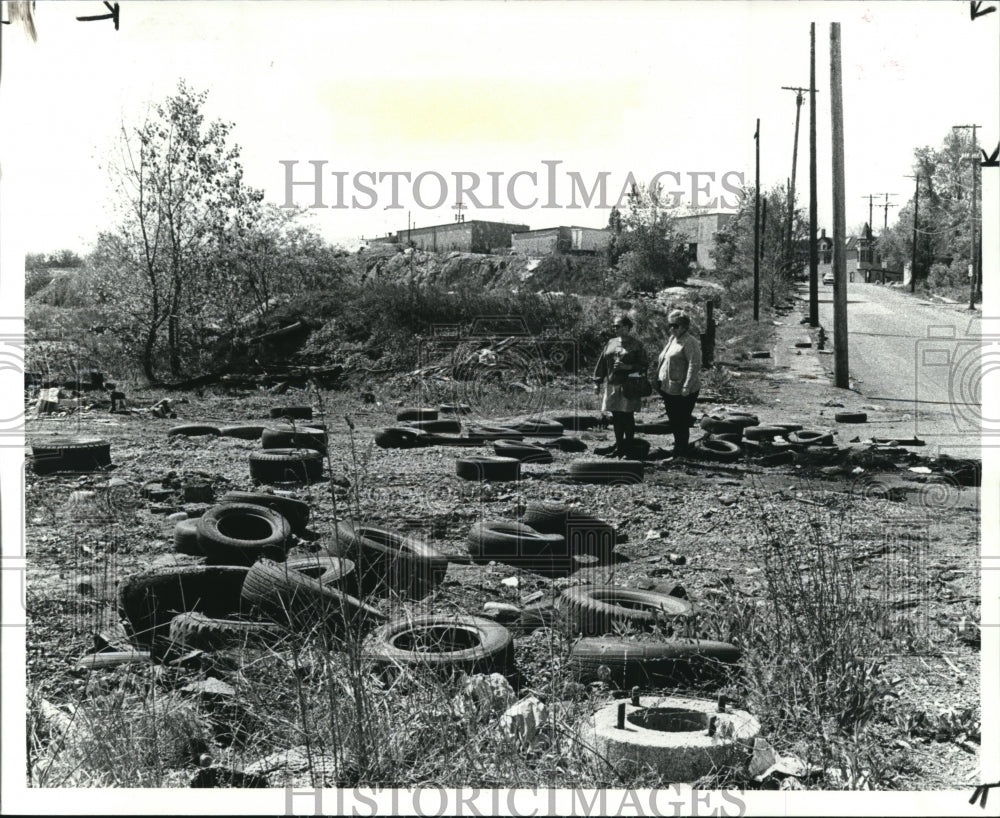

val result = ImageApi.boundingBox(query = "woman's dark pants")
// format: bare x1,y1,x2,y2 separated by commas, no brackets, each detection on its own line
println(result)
661,391,699,454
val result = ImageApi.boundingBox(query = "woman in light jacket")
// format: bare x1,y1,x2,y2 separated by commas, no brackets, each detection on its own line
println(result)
592,313,649,457
656,310,702,457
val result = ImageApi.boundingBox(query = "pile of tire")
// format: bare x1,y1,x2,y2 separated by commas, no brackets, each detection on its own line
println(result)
239,418,327,484
568,458,644,485
519,501,620,561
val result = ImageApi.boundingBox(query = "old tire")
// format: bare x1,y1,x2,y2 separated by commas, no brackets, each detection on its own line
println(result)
364,615,514,678
168,611,285,652
742,425,785,442
634,421,674,436
168,424,221,437
548,435,588,453
835,411,868,424
218,491,311,535
31,437,111,474
699,416,742,435
693,438,742,463
788,429,834,447
568,637,742,687
174,519,203,556
438,403,472,415
196,503,292,566
559,585,693,636
397,407,438,422
455,456,521,482
327,523,448,599
617,438,652,461
269,406,313,420
708,432,743,445
261,426,327,453
374,427,428,449
550,413,602,432
520,502,618,559
509,418,564,437
118,565,250,648
568,459,643,485
249,448,324,484
284,554,357,588
219,424,267,440
466,521,568,568
493,439,554,464
240,558,382,635
463,424,524,441
400,418,462,434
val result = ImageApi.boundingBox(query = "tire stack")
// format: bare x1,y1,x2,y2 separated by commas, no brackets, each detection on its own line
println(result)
250,410,326,484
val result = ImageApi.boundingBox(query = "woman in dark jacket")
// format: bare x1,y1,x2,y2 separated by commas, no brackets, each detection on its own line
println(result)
592,313,649,457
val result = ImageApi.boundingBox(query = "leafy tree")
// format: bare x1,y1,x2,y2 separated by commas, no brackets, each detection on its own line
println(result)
90,80,342,381
609,183,690,292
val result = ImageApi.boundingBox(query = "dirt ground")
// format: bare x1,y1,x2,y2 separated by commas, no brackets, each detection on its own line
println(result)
23,315,981,790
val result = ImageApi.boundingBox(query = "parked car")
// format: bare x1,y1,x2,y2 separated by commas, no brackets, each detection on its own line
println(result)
822,271,835,285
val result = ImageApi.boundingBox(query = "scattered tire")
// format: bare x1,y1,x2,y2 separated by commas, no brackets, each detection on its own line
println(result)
520,502,618,559
550,413,602,432
568,637,742,686
787,429,834,447
168,424,221,437
835,411,868,424
438,403,472,415
363,615,514,678
328,522,448,599
174,519,203,556
269,406,312,420
773,422,803,434
548,435,588,453
30,437,111,474
374,426,428,450
285,554,357,588
708,432,742,445
400,418,462,434
568,459,643,485
799,444,843,464
261,426,328,453
168,611,285,652
118,565,250,648
559,585,693,635
396,407,438,422
196,503,292,566
240,558,383,635
724,412,759,429
463,424,524,441
698,416,743,435
617,438,652,461
218,491,311,535
419,433,487,447
455,456,521,482
493,439,554,464
742,425,786,442
249,448,324,484
219,424,267,440
693,438,742,463
466,520,568,568
509,418,564,437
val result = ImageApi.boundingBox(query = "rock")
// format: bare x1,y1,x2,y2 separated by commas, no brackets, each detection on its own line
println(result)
454,673,516,722
718,493,738,506
500,576,519,589
141,482,174,501
748,737,778,778
668,553,687,565
483,602,521,623
183,482,215,503
167,511,189,522
502,696,549,749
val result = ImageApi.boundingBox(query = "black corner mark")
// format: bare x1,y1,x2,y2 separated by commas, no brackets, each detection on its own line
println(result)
971,1,997,20
981,144,1000,167
969,782,1000,808
76,1,120,30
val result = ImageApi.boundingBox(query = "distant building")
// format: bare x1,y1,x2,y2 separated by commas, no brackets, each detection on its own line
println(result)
367,219,529,254
817,223,901,282
672,213,736,270
511,225,610,256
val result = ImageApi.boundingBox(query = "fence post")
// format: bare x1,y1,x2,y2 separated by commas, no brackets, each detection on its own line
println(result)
702,301,716,370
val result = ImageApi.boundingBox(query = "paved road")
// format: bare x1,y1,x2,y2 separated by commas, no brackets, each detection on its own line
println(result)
802,281,988,457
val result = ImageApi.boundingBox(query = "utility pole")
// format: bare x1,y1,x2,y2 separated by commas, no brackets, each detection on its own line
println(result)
905,174,919,293
454,197,466,223
754,118,760,322
880,193,897,233
830,23,849,389
781,85,811,262
808,22,819,327
952,124,980,309
862,194,874,236
760,197,768,264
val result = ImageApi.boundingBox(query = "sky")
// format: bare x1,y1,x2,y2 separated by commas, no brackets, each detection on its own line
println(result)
0,0,997,256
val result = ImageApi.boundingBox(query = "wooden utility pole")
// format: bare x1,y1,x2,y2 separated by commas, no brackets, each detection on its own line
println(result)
830,23,849,389
754,118,761,322
760,197,768,264
781,85,810,262
808,22,819,326
953,124,980,309
905,174,919,293
862,194,874,236
880,193,897,232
